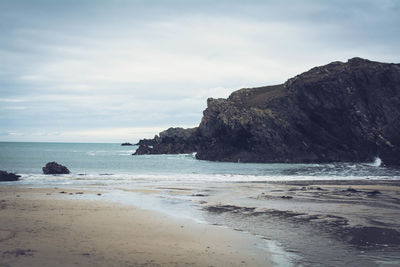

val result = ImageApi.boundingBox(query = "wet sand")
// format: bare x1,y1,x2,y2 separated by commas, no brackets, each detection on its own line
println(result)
200,180,400,265
204,180,400,243
1,180,399,266
0,186,272,267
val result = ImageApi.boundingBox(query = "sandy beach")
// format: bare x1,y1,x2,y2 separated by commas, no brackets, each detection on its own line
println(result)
0,186,273,267
1,180,400,266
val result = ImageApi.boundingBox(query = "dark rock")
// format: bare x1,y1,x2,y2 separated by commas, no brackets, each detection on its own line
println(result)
135,58,400,165
42,162,70,174
121,142,133,146
307,186,326,191
344,188,359,193
132,145,153,155
0,170,20,181
367,190,382,195
196,58,400,164
135,138,157,147
192,194,207,197
134,127,200,155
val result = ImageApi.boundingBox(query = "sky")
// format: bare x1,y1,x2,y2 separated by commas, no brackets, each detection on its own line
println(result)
1,0,399,143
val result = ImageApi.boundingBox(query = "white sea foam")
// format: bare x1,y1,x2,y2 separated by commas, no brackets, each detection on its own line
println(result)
373,157,382,167
15,171,399,188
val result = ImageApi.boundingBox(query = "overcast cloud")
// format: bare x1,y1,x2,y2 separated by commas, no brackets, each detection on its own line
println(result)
1,0,399,142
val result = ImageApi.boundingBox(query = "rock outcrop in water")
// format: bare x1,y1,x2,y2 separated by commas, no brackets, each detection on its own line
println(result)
121,142,133,146
0,170,20,181
133,127,199,155
134,58,400,165
42,162,70,174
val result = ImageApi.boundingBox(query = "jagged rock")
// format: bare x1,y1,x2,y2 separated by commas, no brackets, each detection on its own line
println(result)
133,127,199,155
196,58,400,164
0,170,20,181
133,145,153,155
42,162,70,174
121,142,133,146
135,58,400,165
135,138,156,147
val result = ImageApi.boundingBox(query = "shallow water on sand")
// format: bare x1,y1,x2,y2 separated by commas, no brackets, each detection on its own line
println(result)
1,142,400,266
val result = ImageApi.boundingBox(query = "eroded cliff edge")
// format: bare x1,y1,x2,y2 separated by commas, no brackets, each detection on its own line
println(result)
134,58,400,165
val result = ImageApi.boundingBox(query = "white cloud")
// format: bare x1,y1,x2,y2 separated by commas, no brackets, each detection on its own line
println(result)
61,127,167,142
1,0,399,142
2,127,182,143
7,131,24,136
2,106,27,110
0,98,25,103
15,16,321,88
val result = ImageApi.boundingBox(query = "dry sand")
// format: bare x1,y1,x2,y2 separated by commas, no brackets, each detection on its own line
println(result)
0,186,273,267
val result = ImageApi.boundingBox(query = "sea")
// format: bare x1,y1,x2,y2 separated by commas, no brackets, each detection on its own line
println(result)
1,142,400,267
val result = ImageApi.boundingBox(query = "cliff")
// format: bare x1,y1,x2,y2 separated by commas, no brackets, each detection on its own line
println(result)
134,58,400,165
133,127,200,155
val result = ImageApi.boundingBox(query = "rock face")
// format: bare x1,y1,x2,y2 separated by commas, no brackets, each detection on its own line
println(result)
42,162,70,174
133,127,199,155
135,58,400,165
0,170,20,181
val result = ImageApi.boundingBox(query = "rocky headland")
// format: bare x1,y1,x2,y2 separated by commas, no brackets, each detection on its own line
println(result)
134,58,400,165
134,127,200,155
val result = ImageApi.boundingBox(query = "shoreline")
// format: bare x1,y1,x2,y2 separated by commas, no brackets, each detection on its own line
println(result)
1,178,400,266
0,185,273,267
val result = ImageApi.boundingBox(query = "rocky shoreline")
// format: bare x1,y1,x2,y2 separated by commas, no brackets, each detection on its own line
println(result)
134,58,400,165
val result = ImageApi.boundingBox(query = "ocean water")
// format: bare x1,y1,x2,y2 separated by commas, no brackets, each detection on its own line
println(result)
1,142,399,182
1,142,400,266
